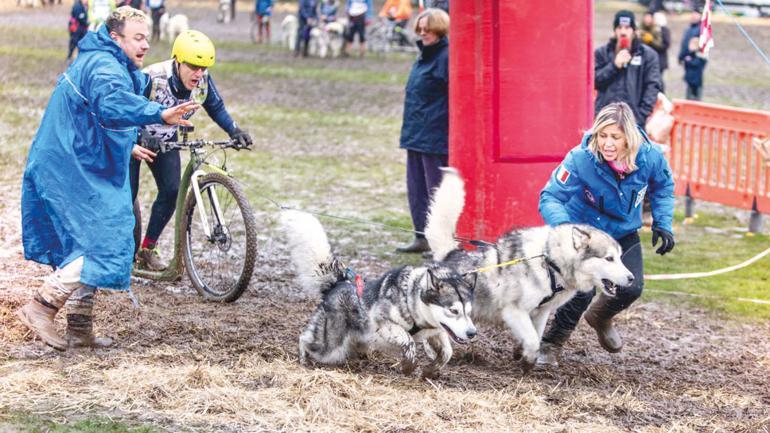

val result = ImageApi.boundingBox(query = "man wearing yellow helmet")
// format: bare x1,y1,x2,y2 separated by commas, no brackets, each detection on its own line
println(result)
130,29,252,271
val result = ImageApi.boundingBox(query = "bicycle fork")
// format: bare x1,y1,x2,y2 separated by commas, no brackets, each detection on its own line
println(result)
191,169,226,240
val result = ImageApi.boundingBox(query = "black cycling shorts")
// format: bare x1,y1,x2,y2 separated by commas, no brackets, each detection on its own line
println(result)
346,15,366,43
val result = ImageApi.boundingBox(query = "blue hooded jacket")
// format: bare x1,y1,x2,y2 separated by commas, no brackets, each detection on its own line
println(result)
21,25,165,290
539,128,675,239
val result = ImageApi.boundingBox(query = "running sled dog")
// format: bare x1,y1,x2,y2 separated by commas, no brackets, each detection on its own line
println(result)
424,169,634,371
280,210,477,378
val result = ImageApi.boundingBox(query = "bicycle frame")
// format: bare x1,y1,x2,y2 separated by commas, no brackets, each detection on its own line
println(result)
132,148,229,281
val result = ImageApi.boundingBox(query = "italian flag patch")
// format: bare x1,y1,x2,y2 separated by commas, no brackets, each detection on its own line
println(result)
556,166,571,184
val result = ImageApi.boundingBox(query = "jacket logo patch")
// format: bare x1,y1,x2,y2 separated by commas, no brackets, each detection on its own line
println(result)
635,186,648,208
631,55,642,66
556,166,571,184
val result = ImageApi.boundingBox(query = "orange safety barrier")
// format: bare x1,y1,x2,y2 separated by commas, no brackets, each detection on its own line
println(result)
667,100,770,214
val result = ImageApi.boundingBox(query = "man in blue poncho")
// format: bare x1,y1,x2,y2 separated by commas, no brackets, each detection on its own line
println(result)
18,6,198,351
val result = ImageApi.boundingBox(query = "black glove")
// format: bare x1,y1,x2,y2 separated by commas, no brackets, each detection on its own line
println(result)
651,227,675,255
139,130,162,153
230,127,253,148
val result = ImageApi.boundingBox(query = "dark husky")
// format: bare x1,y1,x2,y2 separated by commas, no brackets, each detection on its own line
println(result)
424,169,635,371
280,210,477,378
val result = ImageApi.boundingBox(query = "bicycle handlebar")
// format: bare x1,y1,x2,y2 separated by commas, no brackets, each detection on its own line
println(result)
158,138,251,153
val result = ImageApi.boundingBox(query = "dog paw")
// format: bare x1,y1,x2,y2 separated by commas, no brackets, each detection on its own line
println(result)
421,367,440,380
401,360,416,376
519,357,536,374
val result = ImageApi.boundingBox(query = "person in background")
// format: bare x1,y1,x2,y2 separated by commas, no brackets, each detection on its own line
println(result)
683,37,707,100
147,0,164,43
87,0,116,30
396,8,450,254
67,0,89,63
379,0,412,46
131,30,253,271
537,102,675,367
594,10,661,127
638,11,664,88
17,6,197,351
653,11,671,91
295,0,319,57
419,0,448,14
342,0,372,58
320,0,337,23
678,10,701,65
254,0,273,44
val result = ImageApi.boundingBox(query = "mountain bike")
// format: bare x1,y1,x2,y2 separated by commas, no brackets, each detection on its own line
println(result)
132,125,257,302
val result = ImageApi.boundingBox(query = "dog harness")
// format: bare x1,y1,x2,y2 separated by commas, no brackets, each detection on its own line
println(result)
539,258,565,307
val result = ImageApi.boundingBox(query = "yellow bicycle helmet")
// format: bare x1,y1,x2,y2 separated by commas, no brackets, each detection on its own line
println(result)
171,30,216,68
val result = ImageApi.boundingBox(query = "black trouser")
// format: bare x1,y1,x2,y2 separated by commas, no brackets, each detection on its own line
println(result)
406,150,448,239
295,17,311,55
547,231,644,334
129,149,181,243
151,7,164,42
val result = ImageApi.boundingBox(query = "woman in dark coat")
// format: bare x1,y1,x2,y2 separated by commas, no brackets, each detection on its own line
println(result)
396,8,450,253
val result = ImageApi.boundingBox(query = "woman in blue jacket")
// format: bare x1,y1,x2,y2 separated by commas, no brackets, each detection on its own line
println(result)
396,7,450,254
538,102,675,365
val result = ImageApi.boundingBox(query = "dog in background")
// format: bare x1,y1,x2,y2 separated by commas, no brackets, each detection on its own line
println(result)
281,15,298,50
158,13,188,43
425,169,634,371
280,210,477,379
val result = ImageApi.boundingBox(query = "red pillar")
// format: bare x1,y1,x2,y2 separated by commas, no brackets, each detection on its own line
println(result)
449,1,594,240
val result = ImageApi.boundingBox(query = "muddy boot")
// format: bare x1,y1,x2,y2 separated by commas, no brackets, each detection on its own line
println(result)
584,295,623,353
16,300,68,351
136,247,167,271
536,326,573,368
396,237,430,254
66,314,114,349
64,285,113,349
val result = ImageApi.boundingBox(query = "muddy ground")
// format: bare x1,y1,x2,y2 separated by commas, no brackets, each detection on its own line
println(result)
0,1,769,432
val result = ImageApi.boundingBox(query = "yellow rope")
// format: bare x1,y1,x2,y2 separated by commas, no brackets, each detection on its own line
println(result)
468,255,545,274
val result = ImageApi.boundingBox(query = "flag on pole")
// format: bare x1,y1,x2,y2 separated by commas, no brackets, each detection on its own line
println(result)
699,0,714,55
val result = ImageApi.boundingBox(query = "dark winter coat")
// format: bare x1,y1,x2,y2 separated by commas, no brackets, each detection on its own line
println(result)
399,37,449,155
683,52,707,88
658,26,671,72
678,23,700,63
298,0,319,20
594,37,661,125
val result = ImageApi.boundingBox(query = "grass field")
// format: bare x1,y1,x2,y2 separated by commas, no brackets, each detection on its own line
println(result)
0,1,769,432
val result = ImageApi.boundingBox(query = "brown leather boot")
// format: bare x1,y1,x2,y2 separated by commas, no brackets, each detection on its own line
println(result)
16,300,68,351
66,314,114,349
584,295,623,353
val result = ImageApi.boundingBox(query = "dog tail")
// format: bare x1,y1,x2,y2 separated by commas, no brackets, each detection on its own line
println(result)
425,167,466,261
279,210,346,295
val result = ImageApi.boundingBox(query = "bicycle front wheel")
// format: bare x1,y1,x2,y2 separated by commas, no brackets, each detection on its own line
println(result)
182,173,257,302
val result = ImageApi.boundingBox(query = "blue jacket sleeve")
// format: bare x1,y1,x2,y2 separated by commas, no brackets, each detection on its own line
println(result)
648,148,675,234
539,150,582,227
366,0,373,19
89,60,164,128
202,75,238,135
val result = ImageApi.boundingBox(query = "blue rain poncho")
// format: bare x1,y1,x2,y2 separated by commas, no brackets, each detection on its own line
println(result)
22,26,165,290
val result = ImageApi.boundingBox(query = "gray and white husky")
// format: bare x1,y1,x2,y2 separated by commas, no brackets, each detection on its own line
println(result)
424,169,634,371
280,210,477,378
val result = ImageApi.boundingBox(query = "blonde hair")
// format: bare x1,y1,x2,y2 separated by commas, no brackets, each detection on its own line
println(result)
106,6,148,35
588,102,643,171
414,8,450,38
